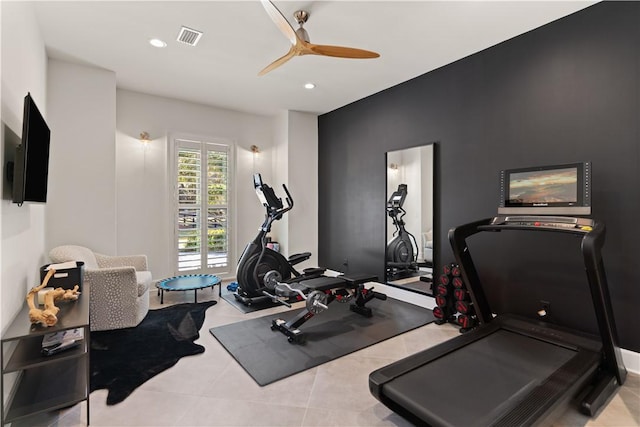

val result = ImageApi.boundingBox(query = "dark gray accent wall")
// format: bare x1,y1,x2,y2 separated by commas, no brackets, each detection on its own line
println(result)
318,2,640,351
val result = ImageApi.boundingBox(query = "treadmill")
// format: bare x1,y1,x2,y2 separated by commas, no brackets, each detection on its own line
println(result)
369,215,627,427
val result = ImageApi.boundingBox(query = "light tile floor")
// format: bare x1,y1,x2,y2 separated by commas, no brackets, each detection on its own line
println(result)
13,283,639,427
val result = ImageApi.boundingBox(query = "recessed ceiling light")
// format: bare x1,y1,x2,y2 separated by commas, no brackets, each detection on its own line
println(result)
304,83,316,89
149,38,167,48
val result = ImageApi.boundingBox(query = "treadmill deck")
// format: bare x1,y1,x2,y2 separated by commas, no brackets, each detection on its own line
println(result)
370,315,602,427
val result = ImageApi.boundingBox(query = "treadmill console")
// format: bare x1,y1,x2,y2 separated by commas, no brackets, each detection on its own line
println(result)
487,215,595,233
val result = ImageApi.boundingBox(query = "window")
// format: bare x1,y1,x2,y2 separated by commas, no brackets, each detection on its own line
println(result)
173,137,232,275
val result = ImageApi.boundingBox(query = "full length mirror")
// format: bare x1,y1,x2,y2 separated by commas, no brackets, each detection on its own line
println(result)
385,143,435,294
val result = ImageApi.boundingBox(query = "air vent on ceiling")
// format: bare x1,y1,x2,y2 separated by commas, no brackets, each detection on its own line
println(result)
176,26,203,46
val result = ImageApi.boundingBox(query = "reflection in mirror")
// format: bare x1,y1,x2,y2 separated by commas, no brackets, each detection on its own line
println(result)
385,144,434,294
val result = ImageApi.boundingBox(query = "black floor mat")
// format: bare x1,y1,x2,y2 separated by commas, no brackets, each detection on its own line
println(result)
209,297,434,386
220,288,282,313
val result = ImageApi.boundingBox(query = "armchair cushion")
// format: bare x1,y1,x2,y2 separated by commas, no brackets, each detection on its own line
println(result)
95,252,148,272
421,231,434,263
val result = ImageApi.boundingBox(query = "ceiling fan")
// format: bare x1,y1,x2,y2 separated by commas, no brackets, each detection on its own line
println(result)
258,0,380,76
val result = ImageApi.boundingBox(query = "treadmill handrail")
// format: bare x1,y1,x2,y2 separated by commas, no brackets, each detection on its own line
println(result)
448,218,494,324
448,216,627,385
581,221,627,385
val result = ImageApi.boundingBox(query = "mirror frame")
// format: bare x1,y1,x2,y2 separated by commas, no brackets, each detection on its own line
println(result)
384,142,437,296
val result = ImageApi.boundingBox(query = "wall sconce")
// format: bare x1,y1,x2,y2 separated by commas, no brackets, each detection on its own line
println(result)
250,145,260,173
389,163,399,171
139,131,151,145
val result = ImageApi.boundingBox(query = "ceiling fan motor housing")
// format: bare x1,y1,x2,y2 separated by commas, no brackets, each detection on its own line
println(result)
294,10,310,42
296,27,310,42
294,10,309,25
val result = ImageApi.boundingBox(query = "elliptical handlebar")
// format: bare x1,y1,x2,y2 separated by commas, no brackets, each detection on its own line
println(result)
387,184,408,219
280,183,293,213
253,174,294,231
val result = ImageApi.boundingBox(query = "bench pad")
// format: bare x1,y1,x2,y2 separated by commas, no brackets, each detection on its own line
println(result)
299,277,346,291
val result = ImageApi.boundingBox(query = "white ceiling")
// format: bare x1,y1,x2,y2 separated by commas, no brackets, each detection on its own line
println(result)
34,1,596,117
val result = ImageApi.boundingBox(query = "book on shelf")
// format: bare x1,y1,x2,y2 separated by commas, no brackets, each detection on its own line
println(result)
41,328,84,356
45,261,78,271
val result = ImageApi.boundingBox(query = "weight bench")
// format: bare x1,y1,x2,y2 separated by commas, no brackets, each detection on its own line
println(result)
267,273,386,344
297,276,345,291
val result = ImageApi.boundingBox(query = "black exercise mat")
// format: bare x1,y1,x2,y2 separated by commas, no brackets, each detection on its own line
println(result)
220,287,281,313
209,297,434,385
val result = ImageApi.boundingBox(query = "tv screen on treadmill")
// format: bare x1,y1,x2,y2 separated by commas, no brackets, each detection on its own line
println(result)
507,167,578,205
498,162,591,215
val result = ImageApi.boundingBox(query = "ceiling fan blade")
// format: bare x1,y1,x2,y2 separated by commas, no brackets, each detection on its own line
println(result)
307,43,380,59
260,0,298,46
258,47,297,76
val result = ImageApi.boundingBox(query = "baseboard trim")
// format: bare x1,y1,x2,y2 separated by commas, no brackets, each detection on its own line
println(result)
621,348,640,375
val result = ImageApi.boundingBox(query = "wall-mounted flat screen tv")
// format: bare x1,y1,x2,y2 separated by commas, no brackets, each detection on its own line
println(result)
11,92,51,205
498,162,591,215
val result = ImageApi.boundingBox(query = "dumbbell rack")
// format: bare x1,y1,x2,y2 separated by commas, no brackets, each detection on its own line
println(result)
433,263,478,332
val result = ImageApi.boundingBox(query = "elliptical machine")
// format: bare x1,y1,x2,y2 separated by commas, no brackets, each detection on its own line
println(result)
235,174,323,306
235,175,386,344
386,184,419,278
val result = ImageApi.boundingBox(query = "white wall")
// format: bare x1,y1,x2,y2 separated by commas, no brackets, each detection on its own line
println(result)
271,111,289,255
269,111,318,269
115,89,275,280
420,145,434,235
46,60,117,254
1,2,48,333
401,147,422,257
38,78,316,283
386,151,402,242
286,111,318,267
386,147,421,247
0,17,318,331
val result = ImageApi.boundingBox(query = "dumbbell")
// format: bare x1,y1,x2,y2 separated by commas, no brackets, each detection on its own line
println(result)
435,283,450,297
443,264,453,275
455,300,474,315
438,274,450,285
435,295,448,307
433,306,454,321
458,314,477,329
451,265,461,277
452,276,464,289
454,288,469,301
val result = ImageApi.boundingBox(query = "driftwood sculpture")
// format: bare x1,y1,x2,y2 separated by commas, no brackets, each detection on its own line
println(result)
26,268,81,327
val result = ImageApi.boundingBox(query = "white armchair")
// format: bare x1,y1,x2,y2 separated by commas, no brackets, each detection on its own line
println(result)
422,230,434,265
49,245,151,331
